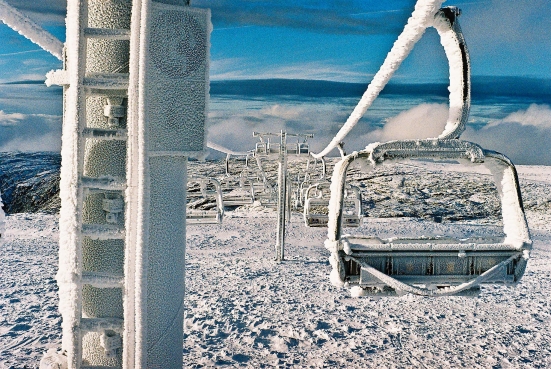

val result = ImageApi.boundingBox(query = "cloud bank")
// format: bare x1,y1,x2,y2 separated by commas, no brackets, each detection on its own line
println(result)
207,99,551,166
0,110,61,152
463,104,551,165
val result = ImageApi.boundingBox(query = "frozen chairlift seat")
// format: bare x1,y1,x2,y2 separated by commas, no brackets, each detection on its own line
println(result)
187,176,224,224
296,156,327,207
304,181,361,228
220,173,255,207
326,140,531,296
253,132,312,160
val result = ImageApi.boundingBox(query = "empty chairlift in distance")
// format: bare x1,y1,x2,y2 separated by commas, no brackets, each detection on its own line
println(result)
304,181,361,228
206,141,256,207
219,168,256,207
326,140,531,296
295,156,327,208
253,132,312,159
186,176,224,224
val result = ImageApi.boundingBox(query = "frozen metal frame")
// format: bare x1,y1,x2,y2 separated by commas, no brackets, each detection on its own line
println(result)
187,176,224,225
303,181,361,228
253,131,313,261
326,140,532,296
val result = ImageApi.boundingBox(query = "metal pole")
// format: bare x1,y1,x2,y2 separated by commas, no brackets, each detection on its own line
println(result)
275,130,287,262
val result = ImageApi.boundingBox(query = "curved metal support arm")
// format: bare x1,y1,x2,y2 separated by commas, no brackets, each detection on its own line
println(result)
434,7,471,139
327,140,531,248
312,3,469,158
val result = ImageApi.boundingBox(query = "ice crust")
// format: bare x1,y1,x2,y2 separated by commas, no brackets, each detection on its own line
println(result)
0,0,64,60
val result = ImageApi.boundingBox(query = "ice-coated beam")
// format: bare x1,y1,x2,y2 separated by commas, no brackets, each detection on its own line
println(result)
433,7,470,139
127,1,210,367
0,0,63,60
207,140,252,156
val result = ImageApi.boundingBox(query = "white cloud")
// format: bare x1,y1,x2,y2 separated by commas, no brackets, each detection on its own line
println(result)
210,59,371,82
206,98,352,158
0,113,61,152
374,103,449,141
0,110,25,126
259,104,304,119
461,104,551,165
205,98,551,165
0,132,60,152
486,104,551,129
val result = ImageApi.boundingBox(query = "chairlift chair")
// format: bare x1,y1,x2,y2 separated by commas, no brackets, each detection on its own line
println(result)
326,140,531,296
219,172,255,207
186,176,224,224
253,132,313,160
296,156,328,207
304,181,362,228
255,138,281,157
225,152,253,176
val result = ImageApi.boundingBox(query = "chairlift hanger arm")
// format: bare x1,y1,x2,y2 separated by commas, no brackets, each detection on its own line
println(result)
312,0,472,158
207,140,253,157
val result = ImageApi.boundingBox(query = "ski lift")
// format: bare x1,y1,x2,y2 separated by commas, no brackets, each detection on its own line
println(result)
253,132,313,160
295,157,328,207
219,173,255,207
326,140,531,296
304,181,362,228
186,176,224,224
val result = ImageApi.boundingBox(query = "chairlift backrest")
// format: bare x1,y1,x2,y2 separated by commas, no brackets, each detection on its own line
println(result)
303,182,361,228
326,139,531,296
286,143,299,155
219,174,255,206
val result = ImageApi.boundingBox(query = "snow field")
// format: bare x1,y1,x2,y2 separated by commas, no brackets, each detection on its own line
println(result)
1,164,551,368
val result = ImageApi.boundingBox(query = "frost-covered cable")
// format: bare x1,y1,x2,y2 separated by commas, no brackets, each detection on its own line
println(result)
0,0,63,60
312,0,445,159
207,141,252,156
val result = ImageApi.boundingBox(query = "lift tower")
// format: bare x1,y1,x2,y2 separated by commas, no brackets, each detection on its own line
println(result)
41,0,210,368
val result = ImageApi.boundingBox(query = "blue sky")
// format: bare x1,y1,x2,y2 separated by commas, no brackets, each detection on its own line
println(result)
0,0,549,83
0,0,550,163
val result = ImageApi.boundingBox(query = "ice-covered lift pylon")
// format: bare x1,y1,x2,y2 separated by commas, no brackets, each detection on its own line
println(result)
41,0,211,368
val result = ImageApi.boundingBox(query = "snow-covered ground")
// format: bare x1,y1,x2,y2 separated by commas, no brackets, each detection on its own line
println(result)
1,164,551,368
